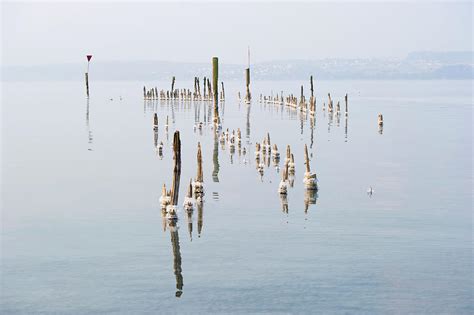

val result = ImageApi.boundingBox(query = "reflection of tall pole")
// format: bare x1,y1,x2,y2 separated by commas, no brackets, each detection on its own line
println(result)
300,111,304,135
169,221,183,297
212,130,220,182
86,98,90,125
345,116,348,142
86,98,93,150
246,104,251,141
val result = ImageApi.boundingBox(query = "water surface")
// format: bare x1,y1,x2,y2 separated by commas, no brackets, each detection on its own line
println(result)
2,80,472,314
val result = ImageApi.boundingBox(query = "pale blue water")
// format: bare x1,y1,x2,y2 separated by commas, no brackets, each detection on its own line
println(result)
1,80,472,314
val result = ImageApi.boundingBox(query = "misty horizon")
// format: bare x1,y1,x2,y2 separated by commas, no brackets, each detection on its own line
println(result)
2,2,472,67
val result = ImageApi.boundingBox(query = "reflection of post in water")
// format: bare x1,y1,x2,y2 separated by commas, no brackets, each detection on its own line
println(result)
186,208,193,241
299,111,304,135
207,97,212,124
246,103,251,142
153,113,159,151
197,200,204,237
212,130,220,182
154,130,159,150
168,220,183,297
344,115,348,142
378,114,384,135
165,115,170,141
86,98,93,151
328,110,333,133
280,193,289,214
304,189,318,214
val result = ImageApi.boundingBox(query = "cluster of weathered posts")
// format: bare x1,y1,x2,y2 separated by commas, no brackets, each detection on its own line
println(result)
83,53,386,297
143,76,226,103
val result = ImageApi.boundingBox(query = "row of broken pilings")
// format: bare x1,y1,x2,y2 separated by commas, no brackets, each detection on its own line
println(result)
143,76,226,102
261,83,383,133
259,76,318,116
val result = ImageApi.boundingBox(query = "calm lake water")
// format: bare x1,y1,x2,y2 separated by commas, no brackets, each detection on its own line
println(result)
2,79,472,314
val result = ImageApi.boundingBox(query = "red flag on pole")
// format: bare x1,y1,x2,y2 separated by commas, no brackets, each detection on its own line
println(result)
87,55,92,62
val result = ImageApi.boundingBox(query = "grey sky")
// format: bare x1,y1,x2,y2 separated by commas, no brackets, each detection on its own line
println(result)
2,1,472,66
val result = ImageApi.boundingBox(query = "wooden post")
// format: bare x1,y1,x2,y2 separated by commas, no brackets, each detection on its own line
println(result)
207,78,212,100
245,68,251,102
345,93,348,115
85,73,90,97
221,81,225,100
212,57,219,123
198,78,201,97
170,131,181,206
310,76,314,98
286,145,291,164
304,144,310,173
171,76,176,96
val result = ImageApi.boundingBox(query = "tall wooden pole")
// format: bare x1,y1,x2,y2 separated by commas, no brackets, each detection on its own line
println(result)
170,131,181,206
85,73,89,98
245,68,251,102
212,57,219,123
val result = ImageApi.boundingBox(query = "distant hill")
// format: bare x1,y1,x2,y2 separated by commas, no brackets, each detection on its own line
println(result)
2,51,472,81
406,51,473,63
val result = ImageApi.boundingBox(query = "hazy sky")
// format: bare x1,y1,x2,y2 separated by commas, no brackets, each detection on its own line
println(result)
2,1,472,66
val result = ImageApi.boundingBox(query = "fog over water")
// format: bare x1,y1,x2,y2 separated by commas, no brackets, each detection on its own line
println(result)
1,1,473,314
